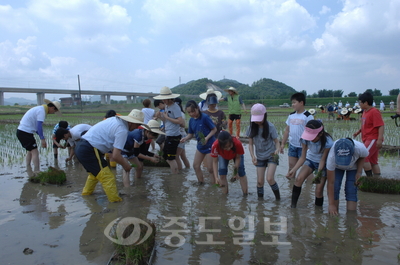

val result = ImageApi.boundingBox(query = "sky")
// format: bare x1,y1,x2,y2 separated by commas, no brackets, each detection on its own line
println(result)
0,0,399,101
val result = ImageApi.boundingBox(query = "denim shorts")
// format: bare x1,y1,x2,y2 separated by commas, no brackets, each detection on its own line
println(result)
288,144,302,158
256,157,279,167
334,169,358,202
218,154,246,177
303,159,326,177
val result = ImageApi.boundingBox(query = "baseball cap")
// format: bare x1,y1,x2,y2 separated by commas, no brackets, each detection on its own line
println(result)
251,103,266,122
335,138,355,166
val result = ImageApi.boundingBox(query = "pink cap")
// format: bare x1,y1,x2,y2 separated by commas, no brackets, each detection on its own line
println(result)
251,103,266,122
301,126,323,141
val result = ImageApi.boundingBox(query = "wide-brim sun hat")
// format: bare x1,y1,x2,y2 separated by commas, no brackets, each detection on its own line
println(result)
199,88,222,100
146,120,165,135
309,109,316,115
44,99,62,113
340,108,348,115
354,108,362,113
153,86,180,100
250,103,266,122
119,109,147,127
224,87,238,94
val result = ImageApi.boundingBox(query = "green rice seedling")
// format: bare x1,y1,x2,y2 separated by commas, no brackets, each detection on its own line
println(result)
29,166,67,185
312,170,323,184
271,153,279,164
197,131,206,145
357,177,400,194
111,222,156,265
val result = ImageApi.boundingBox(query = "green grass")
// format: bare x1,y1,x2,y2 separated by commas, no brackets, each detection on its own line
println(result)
29,166,67,185
358,176,400,194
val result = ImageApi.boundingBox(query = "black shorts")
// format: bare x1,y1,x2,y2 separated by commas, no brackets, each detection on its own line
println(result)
16,130,37,151
229,114,241,121
74,140,108,176
163,135,181,161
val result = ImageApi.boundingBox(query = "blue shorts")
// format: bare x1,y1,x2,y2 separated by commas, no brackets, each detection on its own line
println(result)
334,169,358,202
303,159,326,177
256,157,279,167
288,144,302,158
218,155,246,177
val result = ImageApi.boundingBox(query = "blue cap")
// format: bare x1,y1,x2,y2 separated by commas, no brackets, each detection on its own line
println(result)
335,138,355,166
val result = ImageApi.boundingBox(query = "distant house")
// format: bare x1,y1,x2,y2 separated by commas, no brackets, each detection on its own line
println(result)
60,97,81,107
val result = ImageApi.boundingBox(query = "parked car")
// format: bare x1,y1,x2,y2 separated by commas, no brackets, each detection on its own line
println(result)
279,103,290,108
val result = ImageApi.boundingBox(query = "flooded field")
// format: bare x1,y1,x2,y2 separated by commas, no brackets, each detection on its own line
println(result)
1,121,400,265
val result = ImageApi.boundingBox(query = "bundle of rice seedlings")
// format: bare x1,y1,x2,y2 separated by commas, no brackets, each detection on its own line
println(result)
271,153,279,164
143,150,169,167
357,177,400,194
29,166,66,185
197,131,206,145
110,222,156,265
312,170,323,184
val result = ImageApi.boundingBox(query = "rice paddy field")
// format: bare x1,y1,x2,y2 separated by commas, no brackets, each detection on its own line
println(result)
0,104,399,265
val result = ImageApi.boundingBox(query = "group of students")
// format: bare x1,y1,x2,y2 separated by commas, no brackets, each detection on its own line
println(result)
16,88,392,216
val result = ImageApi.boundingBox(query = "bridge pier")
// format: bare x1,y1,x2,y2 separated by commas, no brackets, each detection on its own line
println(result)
37,92,45,105
106,94,111,104
126,95,132,104
101,95,106,104
0,91,3,105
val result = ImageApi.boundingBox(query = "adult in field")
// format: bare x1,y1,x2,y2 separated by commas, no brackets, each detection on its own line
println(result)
219,87,246,138
16,99,61,172
75,109,146,202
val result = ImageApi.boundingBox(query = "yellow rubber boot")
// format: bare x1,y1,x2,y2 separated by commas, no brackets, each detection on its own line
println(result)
96,167,122,202
109,161,117,168
82,173,98,195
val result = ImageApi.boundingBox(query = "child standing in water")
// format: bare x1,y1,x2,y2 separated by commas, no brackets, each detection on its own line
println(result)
247,104,281,200
211,131,248,195
181,100,217,184
286,120,333,208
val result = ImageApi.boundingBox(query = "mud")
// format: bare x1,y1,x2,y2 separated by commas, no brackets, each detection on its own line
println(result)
1,141,400,265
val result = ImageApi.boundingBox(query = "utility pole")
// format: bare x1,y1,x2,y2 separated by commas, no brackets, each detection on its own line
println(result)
77,75,83,112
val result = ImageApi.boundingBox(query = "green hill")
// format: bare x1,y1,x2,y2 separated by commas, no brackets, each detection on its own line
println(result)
171,77,296,100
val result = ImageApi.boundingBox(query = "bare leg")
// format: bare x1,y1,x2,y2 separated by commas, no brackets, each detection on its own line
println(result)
287,156,298,178
371,163,381,175
239,175,248,195
347,201,357,211
167,159,179,174
180,149,190,168
30,149,40,172
219,175,228,194
176,147,183,170
193,151,206,183
204,154,215,183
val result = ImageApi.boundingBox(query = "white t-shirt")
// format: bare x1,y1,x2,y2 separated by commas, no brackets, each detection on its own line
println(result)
326,140,369,171
68,124,92,147
142,108,155,124
285,111,314,148
82,117,129,154
18,105,46,134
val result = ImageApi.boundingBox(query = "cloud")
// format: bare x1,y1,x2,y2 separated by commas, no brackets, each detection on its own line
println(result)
319,5,331,15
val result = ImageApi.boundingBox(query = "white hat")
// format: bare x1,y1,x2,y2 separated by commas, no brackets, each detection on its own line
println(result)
354,108,362,113
334,102,337,105
199,88,222,100
44,99,62,113
118,109,147,126
146,120,165,135
309,109,316,115
340,108,348,115
224,87,238,94
153,86,180,100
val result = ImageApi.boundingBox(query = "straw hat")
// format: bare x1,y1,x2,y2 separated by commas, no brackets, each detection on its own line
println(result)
44,99,62,113
354,108,362,114
153,86,180,100
340,108,348,115
309,109,316,115
119,109,147,126
224,87,238,94
199,88,222,100
334,102,337,105
146,120,165,135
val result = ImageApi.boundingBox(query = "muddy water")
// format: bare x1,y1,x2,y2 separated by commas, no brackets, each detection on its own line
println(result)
1,140,400,265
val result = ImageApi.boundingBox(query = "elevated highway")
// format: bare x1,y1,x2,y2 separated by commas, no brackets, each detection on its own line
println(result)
0,87,158,105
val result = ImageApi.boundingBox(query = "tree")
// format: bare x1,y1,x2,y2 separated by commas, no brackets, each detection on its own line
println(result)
299,90,307,97
347,92,357,97
389,88,400,95
365,88,382,96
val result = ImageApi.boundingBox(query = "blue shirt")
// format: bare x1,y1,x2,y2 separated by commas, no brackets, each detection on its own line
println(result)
301,136,334,163
188,112,216,154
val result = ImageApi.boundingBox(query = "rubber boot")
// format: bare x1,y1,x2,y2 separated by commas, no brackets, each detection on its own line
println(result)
315,197,323,206
257,186,264,198
82,173,98,195
96,166,122,202
291,185,302,208
235,119,241,138
273,189,281,200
